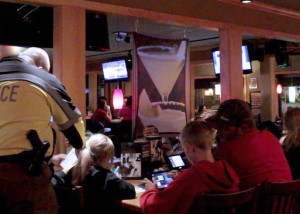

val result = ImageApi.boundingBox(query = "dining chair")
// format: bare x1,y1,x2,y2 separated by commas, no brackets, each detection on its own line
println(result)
259,179,300,214
55,185,86,214
188,185,260,214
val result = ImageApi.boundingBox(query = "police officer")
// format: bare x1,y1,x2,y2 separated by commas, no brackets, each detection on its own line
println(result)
0,47,85,213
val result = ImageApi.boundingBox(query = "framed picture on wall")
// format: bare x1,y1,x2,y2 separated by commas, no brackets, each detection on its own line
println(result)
250,91,262,113
250,91,262,125
249,78,258,89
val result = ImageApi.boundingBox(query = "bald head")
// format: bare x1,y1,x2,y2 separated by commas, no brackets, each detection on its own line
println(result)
18,47,50,71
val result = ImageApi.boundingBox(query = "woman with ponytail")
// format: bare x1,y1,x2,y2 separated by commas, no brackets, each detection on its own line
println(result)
283,108,300,179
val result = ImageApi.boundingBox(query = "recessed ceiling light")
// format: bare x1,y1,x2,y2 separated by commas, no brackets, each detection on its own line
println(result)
241,0,252,3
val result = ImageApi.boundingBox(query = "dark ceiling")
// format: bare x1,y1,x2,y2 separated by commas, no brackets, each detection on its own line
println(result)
0,2,110,51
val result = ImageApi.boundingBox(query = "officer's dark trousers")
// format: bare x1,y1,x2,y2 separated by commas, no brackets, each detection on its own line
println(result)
0,163,58,214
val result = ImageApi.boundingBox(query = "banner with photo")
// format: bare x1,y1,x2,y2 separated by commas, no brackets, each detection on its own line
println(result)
133,34,189,136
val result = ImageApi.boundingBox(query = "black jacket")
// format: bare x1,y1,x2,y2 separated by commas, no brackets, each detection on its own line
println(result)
52,166,136,214
83,165,136,214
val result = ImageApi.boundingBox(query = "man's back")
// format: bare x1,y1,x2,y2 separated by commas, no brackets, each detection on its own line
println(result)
0,57,85,156
0,80,57,156
215,128,292,189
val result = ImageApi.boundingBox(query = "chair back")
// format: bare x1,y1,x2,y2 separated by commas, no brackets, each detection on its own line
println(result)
189,186,260,214
259,179,300,214
75,186,86,214
119,120,133,141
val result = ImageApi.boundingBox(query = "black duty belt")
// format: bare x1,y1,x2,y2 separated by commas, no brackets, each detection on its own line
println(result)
0,152,51,163
0,153,23,163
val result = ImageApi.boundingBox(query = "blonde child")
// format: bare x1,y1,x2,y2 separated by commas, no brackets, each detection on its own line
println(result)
57,134,135,214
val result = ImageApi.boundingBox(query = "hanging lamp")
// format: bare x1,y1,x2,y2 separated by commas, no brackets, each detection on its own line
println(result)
112,88,124,109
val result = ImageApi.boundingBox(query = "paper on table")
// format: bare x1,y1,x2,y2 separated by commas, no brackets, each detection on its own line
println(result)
135,185,146,194
60,148,78,171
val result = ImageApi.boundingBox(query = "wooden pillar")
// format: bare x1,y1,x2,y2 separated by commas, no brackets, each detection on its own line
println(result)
260,56,277,121
53,6,86,153
219,28,243,102
190,64,196,119
88,73,98,112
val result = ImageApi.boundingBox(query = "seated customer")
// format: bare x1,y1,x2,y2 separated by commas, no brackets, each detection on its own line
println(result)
140,121,239,214
282,107,300,179
118,96,133,140
91,99,112,126
119,96,132,121
207,99,292,190
55,134,135,214
257,120,282,140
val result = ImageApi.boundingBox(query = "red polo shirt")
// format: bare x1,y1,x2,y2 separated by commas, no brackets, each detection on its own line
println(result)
215,128,292,189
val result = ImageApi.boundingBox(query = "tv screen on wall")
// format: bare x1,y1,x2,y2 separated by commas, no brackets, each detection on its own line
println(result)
212,45,252,75
102,59,129,81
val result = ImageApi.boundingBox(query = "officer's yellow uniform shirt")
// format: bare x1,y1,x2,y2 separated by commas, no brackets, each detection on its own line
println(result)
0,80,85,156
0,57,85,157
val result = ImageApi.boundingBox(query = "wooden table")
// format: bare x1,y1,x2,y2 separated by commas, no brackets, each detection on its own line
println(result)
109,119,122,124
118,180,144,213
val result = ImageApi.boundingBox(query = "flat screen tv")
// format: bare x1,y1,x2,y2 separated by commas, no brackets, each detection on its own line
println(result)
102,59,129,81
212,45,252,75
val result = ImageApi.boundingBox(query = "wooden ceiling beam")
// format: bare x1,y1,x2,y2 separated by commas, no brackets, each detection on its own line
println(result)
190,50,212,62
1,0,299,41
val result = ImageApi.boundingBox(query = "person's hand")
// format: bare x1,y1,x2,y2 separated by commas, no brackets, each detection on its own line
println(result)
50,154,67,167
167,170,180,179
104,104,110,113
104,105,112,120
144,177,156,191
115,171,122,179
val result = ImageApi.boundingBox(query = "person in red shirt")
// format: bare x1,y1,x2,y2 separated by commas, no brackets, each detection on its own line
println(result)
140,121,239,214
207,99,292,190
119,96,132,121
91,99,112,127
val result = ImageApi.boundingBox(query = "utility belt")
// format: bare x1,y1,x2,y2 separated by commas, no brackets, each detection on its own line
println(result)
0,130,50,177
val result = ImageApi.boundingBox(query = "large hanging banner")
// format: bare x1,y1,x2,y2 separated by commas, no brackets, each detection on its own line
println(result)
133,34,189,136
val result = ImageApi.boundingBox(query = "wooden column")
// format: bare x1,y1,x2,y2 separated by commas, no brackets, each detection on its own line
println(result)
88,73,98,112
53,6,86,153
260,56,277,121
190,63,196,119
219,28,243,102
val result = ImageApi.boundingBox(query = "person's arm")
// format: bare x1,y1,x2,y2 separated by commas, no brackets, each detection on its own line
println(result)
104,104,112,121
61,119,85,149
140,169,195,214
50,153,66,167
45,89,85,149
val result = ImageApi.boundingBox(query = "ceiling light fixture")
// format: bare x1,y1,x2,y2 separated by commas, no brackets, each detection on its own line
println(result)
241,0,252,3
